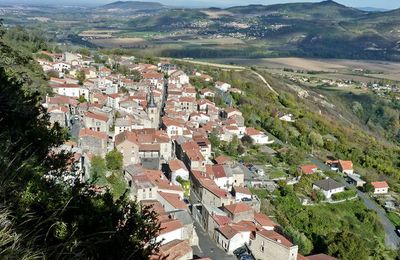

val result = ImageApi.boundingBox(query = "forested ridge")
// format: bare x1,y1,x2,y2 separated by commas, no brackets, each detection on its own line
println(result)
0,24,160,259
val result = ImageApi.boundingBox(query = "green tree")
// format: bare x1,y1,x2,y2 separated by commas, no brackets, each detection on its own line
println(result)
106,150,123,171
77,95,87,103
0,26,161,259
309,131,324,147
76,69,86,85
90,155,107,184
327,231,370,260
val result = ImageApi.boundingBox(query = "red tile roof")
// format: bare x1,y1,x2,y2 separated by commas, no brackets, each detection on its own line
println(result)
152,240,192,260
246,127,263,136
300,164,318,175
84,111,108,122
159,219,183,235
224,203,253,214
217,225,240,239
233,186,252,195
257,230,293,247
212,214,231,226
211,165,227,179
168,159,188,172
214,155,232,165
253,213,277,228
339,160,353,171
158,191,187,210
371,181,389,189
79,128,107,140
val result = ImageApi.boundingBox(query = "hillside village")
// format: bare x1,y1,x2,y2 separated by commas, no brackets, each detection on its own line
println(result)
36,50,397,260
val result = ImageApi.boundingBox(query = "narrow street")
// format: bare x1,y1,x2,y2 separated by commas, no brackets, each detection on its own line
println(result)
192,218,236,260
309,156,400,249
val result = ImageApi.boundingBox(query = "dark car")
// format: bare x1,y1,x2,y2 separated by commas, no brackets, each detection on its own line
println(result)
240,253,254,260
396,228,400,237
233,247,247,257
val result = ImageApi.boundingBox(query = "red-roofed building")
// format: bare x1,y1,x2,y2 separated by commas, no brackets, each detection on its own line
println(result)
115,129,172,167
253,213,277,231
151,239,193,260
232,186,252,202
157,191,188,212
157,218,184,245
83,111,111,133
78,128,108,156
246,127,273,145
371,181,389,194
189,170,235,208
223,203,254,223
180,141,206,172
299,164,318,175
168,159,189,185
338,160,353,175
250,230,298,260
215,223,252,254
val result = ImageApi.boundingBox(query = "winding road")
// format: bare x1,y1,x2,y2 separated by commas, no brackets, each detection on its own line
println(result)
170,57,399,249
309,157,400,249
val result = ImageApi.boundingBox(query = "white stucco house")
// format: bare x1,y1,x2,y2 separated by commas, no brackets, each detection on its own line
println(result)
245,127,274,145
312,178,345,199
216,224,251,254
371,181,389,194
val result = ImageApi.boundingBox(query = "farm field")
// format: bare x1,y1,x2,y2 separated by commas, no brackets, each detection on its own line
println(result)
88,37,148,48
204,57,400,82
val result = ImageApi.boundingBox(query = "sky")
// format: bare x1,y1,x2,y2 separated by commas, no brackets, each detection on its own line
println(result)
2,0,400,9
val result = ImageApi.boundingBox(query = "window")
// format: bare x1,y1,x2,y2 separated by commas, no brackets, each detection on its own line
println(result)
261,241,264,252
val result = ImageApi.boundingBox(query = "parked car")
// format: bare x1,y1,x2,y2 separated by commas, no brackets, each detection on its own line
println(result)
241,197,252,202
396,228,400,237
233,247,247,257
240,253,254,260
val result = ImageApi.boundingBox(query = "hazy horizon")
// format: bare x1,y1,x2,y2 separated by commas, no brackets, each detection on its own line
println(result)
1,0,399,9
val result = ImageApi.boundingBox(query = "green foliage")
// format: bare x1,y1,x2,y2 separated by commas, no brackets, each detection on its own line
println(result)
77,95,87,103
327,231,370,260
331,189,357,201
105,150,123,171
294,174,322,196
273,187,385,259
0,25,160,258
176,176,190,197
90,155,108,185
0,25,49,96
315,190,326,202
386,212,400,227
76,69,86,85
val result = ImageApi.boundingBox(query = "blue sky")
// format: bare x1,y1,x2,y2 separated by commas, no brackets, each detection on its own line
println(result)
3,0,400,9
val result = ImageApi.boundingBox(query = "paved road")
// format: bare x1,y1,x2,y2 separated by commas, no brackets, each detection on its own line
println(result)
69,117,81,139
309,156,400,249
192,218,235,260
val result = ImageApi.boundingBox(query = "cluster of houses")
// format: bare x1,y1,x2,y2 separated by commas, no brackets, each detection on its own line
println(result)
297,159,390,201
38,52,307,259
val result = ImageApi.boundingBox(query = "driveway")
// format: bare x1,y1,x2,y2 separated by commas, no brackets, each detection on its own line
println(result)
309,156,400,249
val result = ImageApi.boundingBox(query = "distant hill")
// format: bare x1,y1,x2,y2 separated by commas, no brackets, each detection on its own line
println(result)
226,0,366,20
357,7,388,12
99,1,165,10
